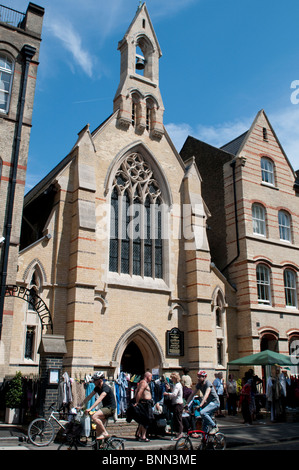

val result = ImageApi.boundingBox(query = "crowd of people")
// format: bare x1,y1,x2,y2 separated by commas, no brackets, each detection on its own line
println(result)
78,366,297,441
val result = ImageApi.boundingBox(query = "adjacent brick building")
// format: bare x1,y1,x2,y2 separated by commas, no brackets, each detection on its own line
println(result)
0,3,44,379
181,109,299,371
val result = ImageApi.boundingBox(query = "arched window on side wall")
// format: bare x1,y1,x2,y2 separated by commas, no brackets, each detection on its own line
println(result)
252,203,266,236
0,53,14,114
256,264,271,305
278,210,292,242
25,268,42,362
284,269,297,308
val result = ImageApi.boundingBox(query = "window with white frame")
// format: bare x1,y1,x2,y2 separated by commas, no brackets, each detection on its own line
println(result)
279,210,291,242
261,157,275,185
109,152,164,279
0,54,14,114
284,269,297,308
256,264,271,305
252,203,266,236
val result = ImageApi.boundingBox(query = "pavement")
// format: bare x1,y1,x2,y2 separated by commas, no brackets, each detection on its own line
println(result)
0,413,299,451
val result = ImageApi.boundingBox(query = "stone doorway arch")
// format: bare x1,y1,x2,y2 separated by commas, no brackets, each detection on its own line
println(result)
112,323,165,377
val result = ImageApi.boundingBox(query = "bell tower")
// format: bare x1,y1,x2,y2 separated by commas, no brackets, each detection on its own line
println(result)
113,2,164,139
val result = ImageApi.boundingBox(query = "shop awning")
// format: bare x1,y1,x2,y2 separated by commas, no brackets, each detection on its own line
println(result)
228,349,294,366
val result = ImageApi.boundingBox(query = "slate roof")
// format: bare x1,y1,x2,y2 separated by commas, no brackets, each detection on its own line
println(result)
220,131,248,156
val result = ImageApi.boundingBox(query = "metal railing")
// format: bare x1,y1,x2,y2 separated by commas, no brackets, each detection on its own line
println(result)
0,4,25,29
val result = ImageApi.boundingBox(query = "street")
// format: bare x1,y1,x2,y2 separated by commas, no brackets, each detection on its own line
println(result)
230,439,299,451
2,414,299,452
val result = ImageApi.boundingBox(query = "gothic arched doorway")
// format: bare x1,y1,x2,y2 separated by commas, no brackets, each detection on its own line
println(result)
121,341,145,376
112,323,165,378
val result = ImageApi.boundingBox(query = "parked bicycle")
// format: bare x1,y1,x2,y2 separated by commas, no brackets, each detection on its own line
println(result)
175,424,226,451
27,403,96,447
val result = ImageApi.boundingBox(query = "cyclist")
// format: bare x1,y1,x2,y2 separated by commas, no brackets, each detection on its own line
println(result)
78,372,116,441
187,370,220,435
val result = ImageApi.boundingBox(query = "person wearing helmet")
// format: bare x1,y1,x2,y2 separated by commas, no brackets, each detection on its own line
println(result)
187,370,220,434
78,372,116,440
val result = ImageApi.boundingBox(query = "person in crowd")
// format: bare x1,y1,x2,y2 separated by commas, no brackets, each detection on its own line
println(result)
213,372,227,416
164,372,184,440
134,371,153,442
181,368,193,400
239,372,252,425
227,374,238,416
247,368,262,420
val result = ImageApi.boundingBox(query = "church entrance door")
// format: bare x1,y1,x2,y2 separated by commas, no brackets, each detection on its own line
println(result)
121,341,144,376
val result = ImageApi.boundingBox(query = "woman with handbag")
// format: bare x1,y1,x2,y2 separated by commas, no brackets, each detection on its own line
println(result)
164,372,184,440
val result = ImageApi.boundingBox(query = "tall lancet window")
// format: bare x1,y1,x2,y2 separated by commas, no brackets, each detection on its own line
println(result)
109,153,163,279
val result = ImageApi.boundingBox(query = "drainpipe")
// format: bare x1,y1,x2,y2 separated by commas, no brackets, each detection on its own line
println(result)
0,44,36,338
221,159,240,273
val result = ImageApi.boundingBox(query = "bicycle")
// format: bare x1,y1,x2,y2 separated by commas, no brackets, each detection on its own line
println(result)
27,403,96,447
57,420,125,451
175,425,226,451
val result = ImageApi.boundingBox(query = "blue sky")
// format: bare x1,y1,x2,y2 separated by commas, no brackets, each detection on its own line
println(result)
4,0,299,192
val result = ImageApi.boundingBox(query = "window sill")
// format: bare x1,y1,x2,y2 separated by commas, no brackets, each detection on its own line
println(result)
22,358,39,366
107,272,170,293
261,182,279,190
247,234,297,249
253,304,299,314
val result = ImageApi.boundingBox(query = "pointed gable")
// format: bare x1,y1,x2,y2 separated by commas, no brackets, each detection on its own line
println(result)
119,2,162,58
230,109,297,193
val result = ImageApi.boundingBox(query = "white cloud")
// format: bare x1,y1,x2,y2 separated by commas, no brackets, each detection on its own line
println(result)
166,106,299,171
46,17,94,77
269,107,299,171
165,118,252,153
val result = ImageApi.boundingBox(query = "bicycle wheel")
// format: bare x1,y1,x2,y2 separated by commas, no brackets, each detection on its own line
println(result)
106,438,125,450
175,436,193,451
212,432,226,450
28,418,55,446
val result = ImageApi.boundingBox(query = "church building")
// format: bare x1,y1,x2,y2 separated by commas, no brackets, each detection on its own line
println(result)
11,3,233,382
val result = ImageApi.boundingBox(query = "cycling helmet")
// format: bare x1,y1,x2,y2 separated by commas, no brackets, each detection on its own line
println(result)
91,371,105,381
197,370,207,377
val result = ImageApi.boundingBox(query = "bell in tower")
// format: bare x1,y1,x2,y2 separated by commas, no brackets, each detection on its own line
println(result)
135,54,146,71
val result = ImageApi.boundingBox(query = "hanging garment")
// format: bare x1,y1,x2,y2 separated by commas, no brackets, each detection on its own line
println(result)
85,381,96,409
58,372,73,409
116,372,128,414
